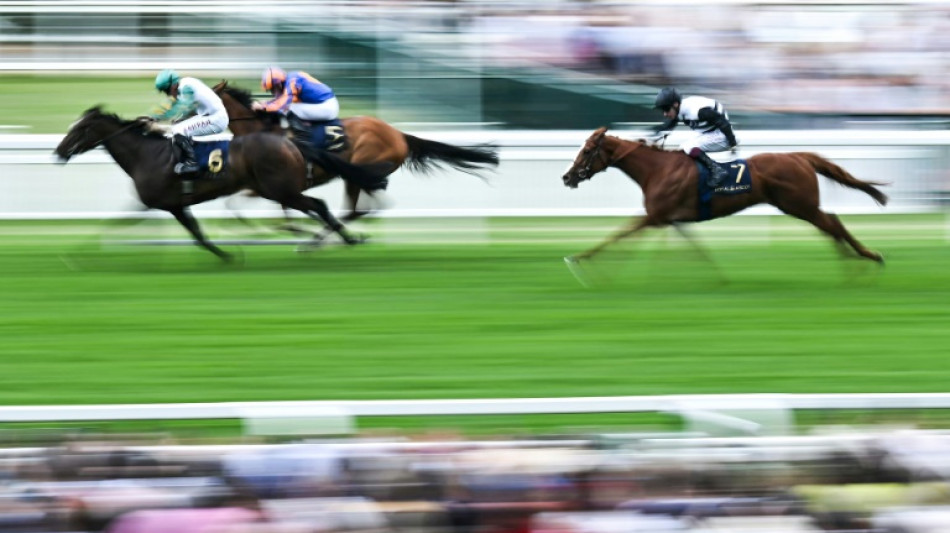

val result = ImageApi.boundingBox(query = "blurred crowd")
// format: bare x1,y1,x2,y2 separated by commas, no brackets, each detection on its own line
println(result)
465,2,950,116
5,427,950,532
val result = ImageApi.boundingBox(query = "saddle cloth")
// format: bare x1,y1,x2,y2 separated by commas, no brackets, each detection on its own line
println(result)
696,158,752,221
298,119,346,152
191,140,230,177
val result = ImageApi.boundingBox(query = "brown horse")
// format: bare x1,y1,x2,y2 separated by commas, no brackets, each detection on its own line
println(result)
214,81,500,222
54,106,364,261
562,127,888,267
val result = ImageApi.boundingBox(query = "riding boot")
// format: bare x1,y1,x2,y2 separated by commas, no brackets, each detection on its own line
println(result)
172,134,200,176
694,151,727,189
287,113,312,142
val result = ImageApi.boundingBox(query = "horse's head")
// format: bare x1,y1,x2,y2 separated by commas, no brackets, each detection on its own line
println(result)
562,127,610,189
55,107,151,163
214,81,283,134
55,106,110,162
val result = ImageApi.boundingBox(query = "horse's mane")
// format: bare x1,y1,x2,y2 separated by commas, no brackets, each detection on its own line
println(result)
605,132,672,153
82,105,166,139
216,80,256,110
214,80,284,126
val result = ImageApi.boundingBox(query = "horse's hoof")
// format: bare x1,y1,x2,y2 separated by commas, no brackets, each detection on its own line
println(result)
564,256,593,288
346,234,369,246
295,239,325,253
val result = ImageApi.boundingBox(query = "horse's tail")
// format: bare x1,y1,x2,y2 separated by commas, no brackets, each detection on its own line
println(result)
402,134,499,178
796,152,889,206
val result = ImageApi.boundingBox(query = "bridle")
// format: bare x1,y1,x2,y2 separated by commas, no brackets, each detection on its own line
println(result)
60,117,139,159
576,134,641,181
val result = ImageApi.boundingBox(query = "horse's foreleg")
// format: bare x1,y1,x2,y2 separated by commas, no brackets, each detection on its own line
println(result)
671,222,728,283
573,217,653,260
169,207,232,261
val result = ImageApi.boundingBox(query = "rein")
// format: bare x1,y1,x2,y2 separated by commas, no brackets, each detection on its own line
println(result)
608,139,641,166
584,135,641,176
87,121,141,148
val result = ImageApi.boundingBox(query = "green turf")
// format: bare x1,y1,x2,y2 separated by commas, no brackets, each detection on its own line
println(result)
0,74,375,133
1,214,949,409
0,215,948,438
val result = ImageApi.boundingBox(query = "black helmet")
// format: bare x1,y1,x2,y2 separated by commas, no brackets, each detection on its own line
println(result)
654,87,681,111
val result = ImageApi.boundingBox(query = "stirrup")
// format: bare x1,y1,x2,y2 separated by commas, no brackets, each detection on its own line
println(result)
175,162,200,175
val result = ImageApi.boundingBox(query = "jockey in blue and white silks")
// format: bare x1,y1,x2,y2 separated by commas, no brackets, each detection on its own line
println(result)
150,69,229,176
256,67,339,122
652,87,738,188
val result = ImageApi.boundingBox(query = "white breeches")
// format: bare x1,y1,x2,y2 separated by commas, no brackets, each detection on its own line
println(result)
289,97,340,121
171,110,229,137
679,130,732,154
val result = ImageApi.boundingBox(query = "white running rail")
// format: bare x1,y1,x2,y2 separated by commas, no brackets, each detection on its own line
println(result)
2,393,950,422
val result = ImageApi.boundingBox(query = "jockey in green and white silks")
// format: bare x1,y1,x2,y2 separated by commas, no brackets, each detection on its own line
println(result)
152,69,228,137
150,69,229,176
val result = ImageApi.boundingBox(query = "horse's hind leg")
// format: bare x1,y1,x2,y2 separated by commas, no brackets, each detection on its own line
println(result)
169,207,232,261
284,194,364,246
340,181,373,222
802,210,883,263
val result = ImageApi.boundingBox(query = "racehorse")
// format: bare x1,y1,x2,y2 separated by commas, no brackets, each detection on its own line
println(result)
54,106,364,261
562,127,888,267
213,81,500,222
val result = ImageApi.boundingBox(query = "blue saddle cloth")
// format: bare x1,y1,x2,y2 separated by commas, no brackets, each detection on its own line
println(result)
301,119,346,152
696,158,752,221
192,140,230,177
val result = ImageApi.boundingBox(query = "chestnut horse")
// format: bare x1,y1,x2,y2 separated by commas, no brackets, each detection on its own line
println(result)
214,81,499,222
562,127,888,266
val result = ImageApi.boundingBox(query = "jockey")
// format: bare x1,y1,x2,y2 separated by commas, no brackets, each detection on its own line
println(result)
254,66,339,122
652,87,738,188
149,69,229,176
253,67,340,162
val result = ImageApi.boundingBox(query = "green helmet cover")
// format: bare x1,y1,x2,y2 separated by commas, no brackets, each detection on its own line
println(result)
155,69,180,92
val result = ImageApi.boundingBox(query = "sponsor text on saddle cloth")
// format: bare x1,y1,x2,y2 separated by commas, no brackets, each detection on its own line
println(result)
696,157,752,221
185,140,230,178
299,119,346,152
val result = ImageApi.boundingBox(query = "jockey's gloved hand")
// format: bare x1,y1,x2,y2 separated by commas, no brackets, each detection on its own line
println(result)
647,131,669,145
146,122,173,135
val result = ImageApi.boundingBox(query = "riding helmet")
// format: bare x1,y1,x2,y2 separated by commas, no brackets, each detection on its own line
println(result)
154,69,180,93
654,87,681,111
262,67,287,91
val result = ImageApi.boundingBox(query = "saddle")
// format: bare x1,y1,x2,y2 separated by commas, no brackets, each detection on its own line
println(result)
287,114,346,153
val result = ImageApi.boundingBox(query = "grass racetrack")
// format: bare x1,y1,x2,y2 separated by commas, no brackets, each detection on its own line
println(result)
2,213,949,418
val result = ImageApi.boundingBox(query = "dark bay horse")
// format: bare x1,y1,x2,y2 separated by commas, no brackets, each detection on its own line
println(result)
54,106,363,261
214,81,500,222
562,127,888,266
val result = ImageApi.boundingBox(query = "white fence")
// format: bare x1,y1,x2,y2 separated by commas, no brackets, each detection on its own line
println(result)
3,394,950,437
2,129,949,220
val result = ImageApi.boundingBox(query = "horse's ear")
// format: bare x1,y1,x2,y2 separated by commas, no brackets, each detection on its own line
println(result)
595,126,608,136
212,80,227,92
84,105,105,116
